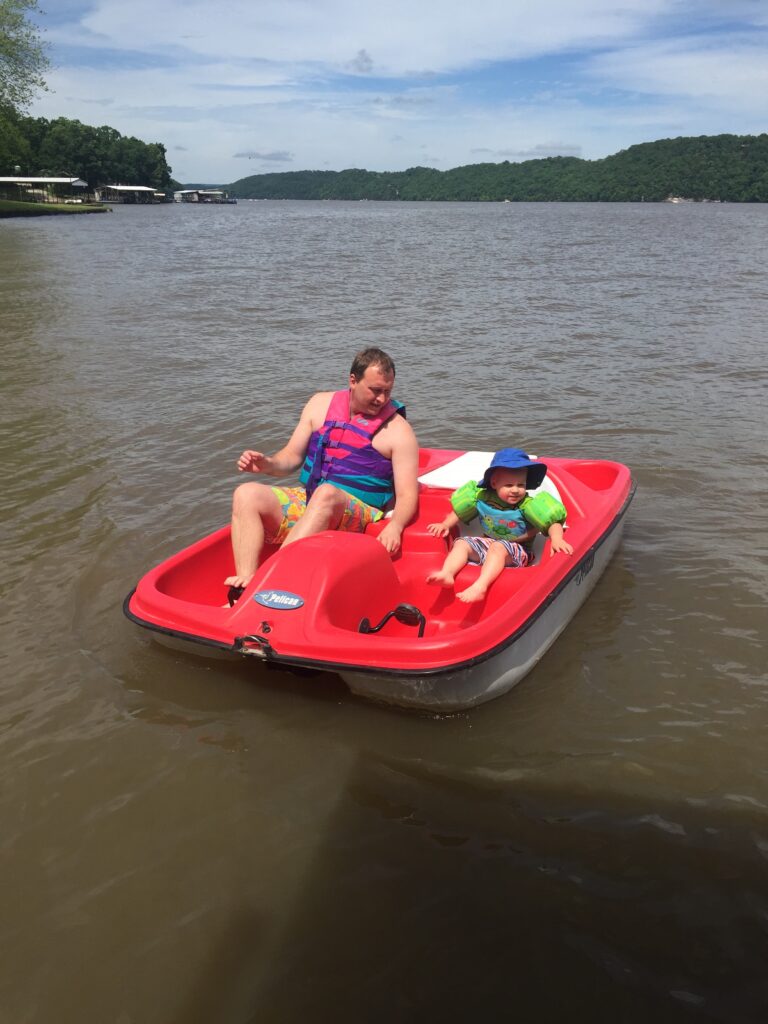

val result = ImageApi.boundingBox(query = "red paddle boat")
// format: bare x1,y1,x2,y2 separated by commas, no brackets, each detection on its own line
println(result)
124,449,635,710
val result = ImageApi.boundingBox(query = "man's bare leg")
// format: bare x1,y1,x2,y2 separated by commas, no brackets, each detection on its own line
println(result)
225,482,284,588
281,484,347,546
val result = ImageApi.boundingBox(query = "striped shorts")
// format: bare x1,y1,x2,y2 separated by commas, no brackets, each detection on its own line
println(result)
455,536,532,568
268,485,383,544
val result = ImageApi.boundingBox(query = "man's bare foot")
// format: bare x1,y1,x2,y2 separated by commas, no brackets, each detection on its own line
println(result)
426,569,455,588
224,574,253,589
457,581,488,603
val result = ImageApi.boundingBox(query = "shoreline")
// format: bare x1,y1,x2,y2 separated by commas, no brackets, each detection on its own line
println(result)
0,199,109,218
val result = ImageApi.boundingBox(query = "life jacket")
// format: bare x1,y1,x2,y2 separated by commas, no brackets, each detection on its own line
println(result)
476,499,529,540
299,390,406,508
451,481,567,542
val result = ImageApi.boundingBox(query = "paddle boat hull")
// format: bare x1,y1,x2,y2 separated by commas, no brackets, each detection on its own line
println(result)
125,449,635,711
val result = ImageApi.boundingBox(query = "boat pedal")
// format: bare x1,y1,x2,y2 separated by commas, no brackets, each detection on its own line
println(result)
359,603,426,638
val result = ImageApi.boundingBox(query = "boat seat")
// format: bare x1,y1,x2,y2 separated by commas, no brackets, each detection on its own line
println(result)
416,450,565,563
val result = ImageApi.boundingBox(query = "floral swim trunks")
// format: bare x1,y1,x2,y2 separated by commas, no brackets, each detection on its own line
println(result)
455,535,532,568
268,486,384,544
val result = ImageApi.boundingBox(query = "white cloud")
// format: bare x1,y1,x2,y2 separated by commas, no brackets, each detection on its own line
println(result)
233,150,294,162
58,0,669,70
587,35,768,112
28,1,768,181
347,49,374,74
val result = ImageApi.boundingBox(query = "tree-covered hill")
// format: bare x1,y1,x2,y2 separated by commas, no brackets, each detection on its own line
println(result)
225,134,768,202
0,112,175,190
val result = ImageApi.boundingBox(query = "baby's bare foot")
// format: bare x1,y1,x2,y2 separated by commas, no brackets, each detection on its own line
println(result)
456,582,488,603
426,570,455,588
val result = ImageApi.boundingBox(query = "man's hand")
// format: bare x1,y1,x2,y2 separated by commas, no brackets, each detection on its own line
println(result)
376,520,403,554
237,450,271,473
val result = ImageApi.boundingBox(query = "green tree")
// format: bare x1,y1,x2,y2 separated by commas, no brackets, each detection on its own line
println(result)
0,0,50,113
0,105,30,170
10,114,173,186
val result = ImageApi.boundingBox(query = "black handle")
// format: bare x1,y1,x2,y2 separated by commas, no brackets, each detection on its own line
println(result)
359,603,426,639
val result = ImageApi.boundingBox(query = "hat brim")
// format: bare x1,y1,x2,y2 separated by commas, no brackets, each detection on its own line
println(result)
480,461,547,490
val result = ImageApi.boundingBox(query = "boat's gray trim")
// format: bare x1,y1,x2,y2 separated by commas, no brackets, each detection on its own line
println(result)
124,480,636,678
123,592,235,653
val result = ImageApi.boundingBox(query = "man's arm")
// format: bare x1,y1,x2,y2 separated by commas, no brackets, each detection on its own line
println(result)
377,417,419,554
237,393,330,476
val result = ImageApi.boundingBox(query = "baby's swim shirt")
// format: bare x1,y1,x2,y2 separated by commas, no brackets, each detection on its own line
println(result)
450,480,567,542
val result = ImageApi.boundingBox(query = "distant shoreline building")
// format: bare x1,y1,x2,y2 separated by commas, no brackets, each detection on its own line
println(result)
0,176,88,203
95,185,166,204
173,189,236,204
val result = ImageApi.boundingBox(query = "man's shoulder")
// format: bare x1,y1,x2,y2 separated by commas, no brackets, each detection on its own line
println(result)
304,390,336,424
382,401,413,431
308,390,336,404
383,408,417,443
373,406,417,465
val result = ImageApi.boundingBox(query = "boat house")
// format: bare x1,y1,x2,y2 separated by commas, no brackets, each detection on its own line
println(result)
0,176,89,204
173,189,235,204
95,184,163,204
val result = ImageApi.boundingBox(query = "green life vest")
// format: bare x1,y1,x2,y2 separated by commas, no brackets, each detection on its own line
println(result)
519,492,567,533
450,480,566,533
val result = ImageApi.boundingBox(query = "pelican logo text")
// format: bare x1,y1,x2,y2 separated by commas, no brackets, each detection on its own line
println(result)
575,552,595,584
252,590,304,610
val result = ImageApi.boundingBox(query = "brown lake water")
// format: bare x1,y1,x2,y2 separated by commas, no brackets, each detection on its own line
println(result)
1,200,767,1023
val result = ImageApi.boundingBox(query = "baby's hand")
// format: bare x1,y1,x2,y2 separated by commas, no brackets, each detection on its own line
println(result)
549,536,574,556
426,522,450,538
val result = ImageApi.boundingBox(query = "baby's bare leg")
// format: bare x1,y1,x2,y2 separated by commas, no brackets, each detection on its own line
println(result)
457,542,509,603
426,539,474,587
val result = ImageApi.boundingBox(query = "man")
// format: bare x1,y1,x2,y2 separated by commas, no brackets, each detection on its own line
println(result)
225,348,419,594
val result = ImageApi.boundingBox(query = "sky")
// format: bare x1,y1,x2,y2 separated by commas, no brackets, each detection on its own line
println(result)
28,0,768,185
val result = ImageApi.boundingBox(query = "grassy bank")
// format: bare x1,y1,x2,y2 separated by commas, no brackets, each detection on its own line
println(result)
0,199,109,218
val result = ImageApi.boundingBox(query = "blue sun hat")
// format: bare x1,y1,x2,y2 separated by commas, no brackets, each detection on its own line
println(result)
479,448,547,490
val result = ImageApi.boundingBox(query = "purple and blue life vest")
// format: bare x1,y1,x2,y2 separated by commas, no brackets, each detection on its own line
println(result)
299,390,406,509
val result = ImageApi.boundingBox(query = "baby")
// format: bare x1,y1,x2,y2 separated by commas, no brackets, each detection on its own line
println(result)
426,448,573,603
